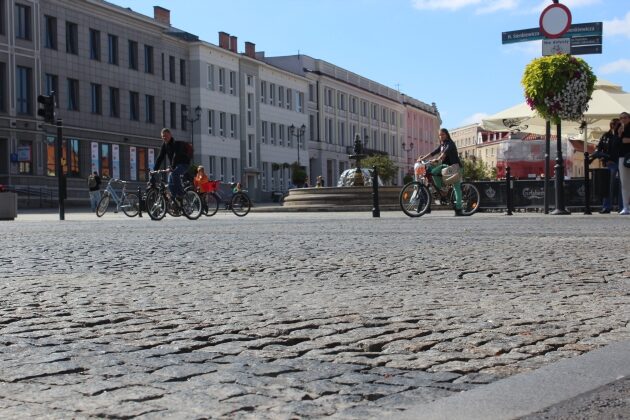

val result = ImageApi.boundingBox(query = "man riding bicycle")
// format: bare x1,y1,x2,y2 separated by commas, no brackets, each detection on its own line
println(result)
153,128,190,205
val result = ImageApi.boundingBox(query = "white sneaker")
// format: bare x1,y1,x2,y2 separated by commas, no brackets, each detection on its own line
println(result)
619,209,630,215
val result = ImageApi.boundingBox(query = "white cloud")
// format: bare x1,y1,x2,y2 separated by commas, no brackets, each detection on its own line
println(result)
412,0,599,14
599,59,630,75
476,0,518,14
604,11,630,38
461,112,489,125
529,0,601,13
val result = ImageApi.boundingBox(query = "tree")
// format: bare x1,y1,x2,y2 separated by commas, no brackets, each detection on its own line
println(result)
360,154,397,184
462,157,492,181
290,162,307,187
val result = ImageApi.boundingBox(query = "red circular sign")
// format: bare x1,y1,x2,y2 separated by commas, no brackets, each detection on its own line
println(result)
539,3,572,39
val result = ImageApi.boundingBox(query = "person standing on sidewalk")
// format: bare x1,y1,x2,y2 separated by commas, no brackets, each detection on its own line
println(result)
593,119,621,213
616,112,630,214
417,128,464,216
87,171,101,212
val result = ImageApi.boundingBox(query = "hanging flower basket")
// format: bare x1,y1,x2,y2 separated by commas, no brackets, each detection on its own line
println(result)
522,54,596,125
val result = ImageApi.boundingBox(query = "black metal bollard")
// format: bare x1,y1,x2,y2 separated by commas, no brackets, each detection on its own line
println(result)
137,187,143,217
372,166,380,218
583,152,592,215
506,166,513,216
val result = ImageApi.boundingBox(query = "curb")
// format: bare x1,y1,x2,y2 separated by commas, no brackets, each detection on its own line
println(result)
396,339,630,420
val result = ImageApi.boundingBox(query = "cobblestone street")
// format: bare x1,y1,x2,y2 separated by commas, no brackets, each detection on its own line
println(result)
1,211,629,418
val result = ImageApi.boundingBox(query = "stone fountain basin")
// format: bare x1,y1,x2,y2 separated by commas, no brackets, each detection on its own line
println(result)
282,186,403,210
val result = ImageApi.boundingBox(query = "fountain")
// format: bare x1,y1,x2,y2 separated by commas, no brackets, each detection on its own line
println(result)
281,134,399,211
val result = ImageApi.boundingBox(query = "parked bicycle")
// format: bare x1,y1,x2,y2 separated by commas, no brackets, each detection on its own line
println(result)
96,178,140,217
399,160,480,217
196,180,251,217
144,170,203,220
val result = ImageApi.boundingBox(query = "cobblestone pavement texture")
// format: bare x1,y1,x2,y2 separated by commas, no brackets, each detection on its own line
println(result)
0,211,629,419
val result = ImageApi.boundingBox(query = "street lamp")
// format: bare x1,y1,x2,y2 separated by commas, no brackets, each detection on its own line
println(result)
183,105,202,160
289,124,306,167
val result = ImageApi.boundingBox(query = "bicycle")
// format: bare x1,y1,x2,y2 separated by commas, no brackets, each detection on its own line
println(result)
95,178,140,217
399,161,480,217
197,180,251,217
144,170,203,220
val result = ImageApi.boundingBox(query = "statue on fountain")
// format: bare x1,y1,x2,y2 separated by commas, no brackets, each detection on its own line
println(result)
348,134,367,186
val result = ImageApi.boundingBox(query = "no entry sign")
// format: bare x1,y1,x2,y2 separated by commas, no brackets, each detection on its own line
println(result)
539,3,572,38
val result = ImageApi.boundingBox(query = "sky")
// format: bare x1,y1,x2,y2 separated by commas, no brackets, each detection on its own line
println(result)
108,0,630,130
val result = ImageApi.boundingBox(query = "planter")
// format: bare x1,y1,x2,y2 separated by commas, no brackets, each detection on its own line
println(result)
0,192,18,220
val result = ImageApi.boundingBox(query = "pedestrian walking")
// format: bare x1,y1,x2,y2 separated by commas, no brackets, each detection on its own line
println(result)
616,112,630,214
87,171,101,212
592,119,621,213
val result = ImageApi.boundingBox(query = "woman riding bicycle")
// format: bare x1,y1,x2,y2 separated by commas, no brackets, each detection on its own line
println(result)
417,128,464,216
194,165,209,191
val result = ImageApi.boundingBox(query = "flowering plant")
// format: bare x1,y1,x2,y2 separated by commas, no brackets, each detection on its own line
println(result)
522,54,596,124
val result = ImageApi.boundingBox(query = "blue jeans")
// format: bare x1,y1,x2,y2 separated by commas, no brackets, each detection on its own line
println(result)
603,162,619,210
168,164,188,198
89,190,101,211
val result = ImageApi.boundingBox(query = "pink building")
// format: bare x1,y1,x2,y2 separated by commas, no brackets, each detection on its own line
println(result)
402,96,441,175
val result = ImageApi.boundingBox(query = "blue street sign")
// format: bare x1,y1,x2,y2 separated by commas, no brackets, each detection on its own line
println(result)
502,22,602,44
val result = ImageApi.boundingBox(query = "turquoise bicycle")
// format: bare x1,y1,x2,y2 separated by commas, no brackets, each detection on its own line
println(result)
95,178,140,217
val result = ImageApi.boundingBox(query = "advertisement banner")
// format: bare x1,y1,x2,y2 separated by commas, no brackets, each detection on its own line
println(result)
129,146,137,181
112,144,120,179
91,142,99,174
148,149,155,171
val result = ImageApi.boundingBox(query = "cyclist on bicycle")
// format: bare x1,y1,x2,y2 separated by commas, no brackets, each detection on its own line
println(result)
417,128,464,216
153,128,190,205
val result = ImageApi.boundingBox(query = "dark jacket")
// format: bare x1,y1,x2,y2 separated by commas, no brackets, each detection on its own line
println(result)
596,131,616,163
153,139,190,170
88,174,101,192
429,139,461,166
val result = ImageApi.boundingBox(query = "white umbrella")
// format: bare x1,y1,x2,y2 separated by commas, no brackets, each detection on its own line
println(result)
481,79,630,138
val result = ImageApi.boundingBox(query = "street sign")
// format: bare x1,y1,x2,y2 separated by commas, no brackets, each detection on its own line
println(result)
571,44,602,55
539,3,572,39
502,22,602,44
570,36,602,46
542,38,571,56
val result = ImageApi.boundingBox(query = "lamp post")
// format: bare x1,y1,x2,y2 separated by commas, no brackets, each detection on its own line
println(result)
183,105,202,160
402,142,414,173
289,124,306,167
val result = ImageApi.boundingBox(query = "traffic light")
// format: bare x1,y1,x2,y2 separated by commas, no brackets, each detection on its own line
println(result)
37,94,55,123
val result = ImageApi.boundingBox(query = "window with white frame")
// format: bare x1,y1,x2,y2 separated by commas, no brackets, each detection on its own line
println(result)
269,83,275,105
207,64,214,89
278,124,284,146
220,157,227,181
218,68,225,93
338,121,345,145
260,81,266,103
247,134,254,167
372,104,377,119
278,86,284,108
361,101,367,117
297,92,304,113
262,162,268,191
229,71,236,95
261,121,267,143
351,97,357,114
308,84,314,102
338,93,345,110
219,112,226,136
325,88,332,107
247,94,253,126
391,111,396,126
208,156,215,178
247,75,253,86
286,88,292,110
231,158,237,182
230,114,237,138
208,109,214,135
270,123,276,145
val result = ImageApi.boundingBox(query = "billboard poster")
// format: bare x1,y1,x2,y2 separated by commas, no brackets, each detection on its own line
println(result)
113,144,120,179
129,146,137,181
148,149,155,170
91,142,99,174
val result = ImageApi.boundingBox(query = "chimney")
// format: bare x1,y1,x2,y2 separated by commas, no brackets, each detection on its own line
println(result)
245,42,255,58
229,35,237,53
153,6,170,25
219,32,230,50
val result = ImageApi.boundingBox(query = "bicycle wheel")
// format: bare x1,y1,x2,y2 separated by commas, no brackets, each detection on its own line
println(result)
231,192,251,217
449,182,480,216
182,190,202,220
145,188,166,220
399,182,430,217
95,193,110,217
121,193,140,217
204,192,219,217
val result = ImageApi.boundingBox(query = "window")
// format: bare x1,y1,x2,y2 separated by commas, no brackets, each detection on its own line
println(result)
145,95,154,123
361,101,367,117
0,63,7,112
181,105,187,131
169,56,175,83
247,75,253,86
269,83,275,105
89,29,100,60
67,78,79,111
338,93,345,110
247,135,254,167
372,104,377,120
66,22,78,55
278,124,284,146
91,83,101,114
270,123,276,145
308,84,314,102
169,102,176,129
100,144,111,177
44,16,57,49
180,59,186,85
208,109,214,135
351,97,357,114
262,162,268,191
260,81,266,103
230,114,237,138
231,158,237,182
278,86,284,108
218,68,225,92
108,34,118,65
161,53,165,80
44,73,58,98
261,121,267,144
64,138,80,176
16,66,31,114
247,94,253,126
286,89,292,110
144,45,154,73
208,156,215,178
338,121,345,145
15,4,31,40
297,92,304,113
109,87,119,117
128,40,138,70
219,112,225,136
325,89,332,107
207,64,214,89
229,71,236,95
